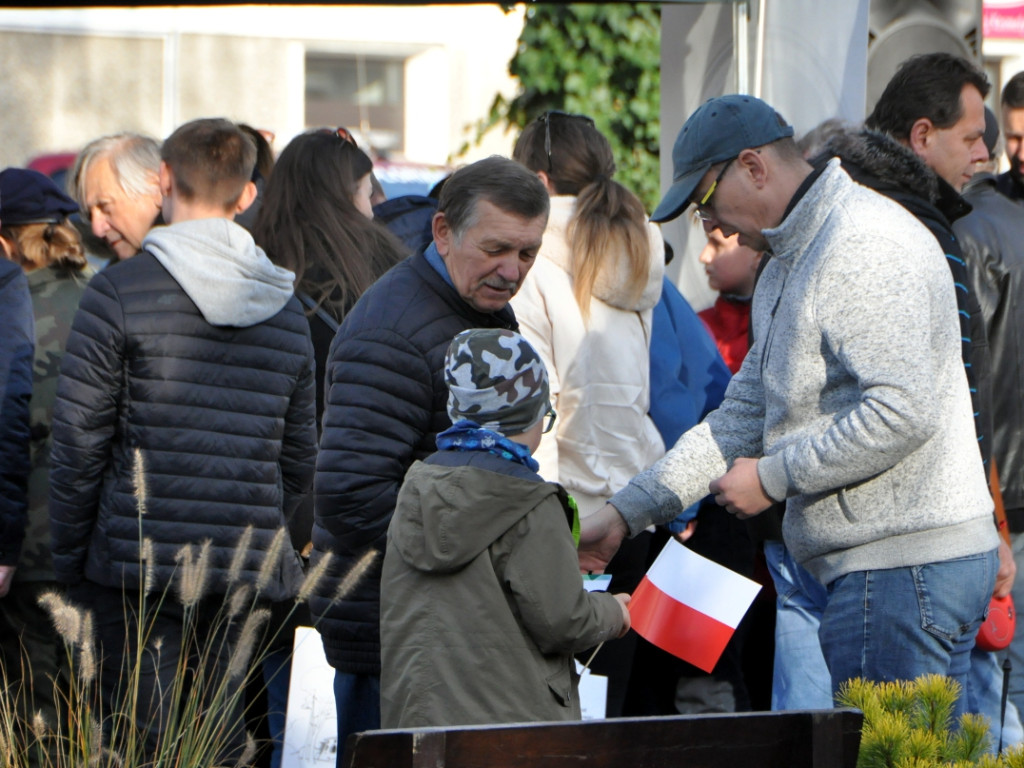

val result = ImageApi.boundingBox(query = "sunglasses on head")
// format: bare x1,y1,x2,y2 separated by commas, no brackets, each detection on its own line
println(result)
538,111,595,173
320,126,358,148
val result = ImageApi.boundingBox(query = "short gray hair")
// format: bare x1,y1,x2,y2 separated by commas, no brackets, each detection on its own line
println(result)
437,156,549,242
70,132,162,219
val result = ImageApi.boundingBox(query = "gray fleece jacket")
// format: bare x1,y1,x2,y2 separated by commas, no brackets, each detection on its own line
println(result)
612,159,997,585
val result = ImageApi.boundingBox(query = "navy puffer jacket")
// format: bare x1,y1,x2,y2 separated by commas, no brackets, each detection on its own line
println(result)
311,253,516,674
0,260,34,566
49,252,317,601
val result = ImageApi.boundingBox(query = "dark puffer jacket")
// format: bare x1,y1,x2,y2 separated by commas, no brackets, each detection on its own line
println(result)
49,250,317,602
0,260,34,567
311,252,517,674
956,173,1024,529
822,130,994,471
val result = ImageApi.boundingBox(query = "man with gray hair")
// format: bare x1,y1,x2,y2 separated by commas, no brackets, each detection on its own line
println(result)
69,132,163,261
311,155,549,761
581,94,999,717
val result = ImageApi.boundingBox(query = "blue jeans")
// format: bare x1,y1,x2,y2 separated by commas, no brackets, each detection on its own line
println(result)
333,671,380,768
764,540,833,710
819,550,997,721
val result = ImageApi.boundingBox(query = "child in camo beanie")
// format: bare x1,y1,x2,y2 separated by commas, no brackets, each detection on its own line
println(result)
380,327,631,729
445,328,550,438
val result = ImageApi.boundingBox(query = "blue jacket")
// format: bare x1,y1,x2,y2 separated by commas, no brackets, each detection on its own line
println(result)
311,252,517,674
0,260,34,566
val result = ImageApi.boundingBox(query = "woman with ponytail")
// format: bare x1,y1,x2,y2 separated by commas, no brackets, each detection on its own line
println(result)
511,112,665,717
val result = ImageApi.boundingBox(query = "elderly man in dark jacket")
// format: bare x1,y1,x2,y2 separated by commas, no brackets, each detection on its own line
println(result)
311,156,549,759
49,118,317,762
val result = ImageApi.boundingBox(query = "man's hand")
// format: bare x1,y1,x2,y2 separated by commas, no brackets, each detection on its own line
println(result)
708,457,773,519
994,537,1016,599
0,566,16,598
579,504,629,573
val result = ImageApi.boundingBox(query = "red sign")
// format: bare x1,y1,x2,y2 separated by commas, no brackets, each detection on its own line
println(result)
985,1,1024,39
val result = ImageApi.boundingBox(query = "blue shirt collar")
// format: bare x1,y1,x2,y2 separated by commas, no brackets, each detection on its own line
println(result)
423,241,454,288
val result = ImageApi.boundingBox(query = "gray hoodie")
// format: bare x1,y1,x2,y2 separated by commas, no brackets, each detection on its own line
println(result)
612,160,997,585
143,218,295,328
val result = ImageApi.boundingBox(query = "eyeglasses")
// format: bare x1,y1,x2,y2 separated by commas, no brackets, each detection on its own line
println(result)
542,407,558,434
538,111,595,173
694,157,735,222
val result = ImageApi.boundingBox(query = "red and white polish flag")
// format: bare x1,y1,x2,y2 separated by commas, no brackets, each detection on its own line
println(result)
629,538,762,673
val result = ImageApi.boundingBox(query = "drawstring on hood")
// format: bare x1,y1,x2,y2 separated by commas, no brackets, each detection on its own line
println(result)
143,218,295,327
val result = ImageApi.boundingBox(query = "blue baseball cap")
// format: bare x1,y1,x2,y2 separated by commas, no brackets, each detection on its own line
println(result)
651,94,795,223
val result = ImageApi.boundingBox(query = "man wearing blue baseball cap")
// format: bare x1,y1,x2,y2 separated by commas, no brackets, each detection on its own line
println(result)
582,94,999,715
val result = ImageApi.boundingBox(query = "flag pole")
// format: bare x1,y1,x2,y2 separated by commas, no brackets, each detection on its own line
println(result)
581,641,604,672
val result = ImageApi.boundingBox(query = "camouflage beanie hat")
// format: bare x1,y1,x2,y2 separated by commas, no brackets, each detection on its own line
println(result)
445,328,551,436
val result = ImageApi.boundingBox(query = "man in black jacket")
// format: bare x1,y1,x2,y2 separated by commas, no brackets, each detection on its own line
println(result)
998,70,1024,204
956,106,1024,741
50,118,317,762
311,156,549,761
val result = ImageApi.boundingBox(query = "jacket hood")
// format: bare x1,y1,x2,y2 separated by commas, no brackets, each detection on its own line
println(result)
390,455,561,574
821,128,940,206
542,195,664,312
143,218,296,327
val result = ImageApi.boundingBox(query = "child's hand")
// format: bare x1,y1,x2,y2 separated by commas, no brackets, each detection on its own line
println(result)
613,593,631,637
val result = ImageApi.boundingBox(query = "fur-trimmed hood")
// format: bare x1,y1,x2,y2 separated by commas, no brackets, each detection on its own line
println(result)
820,128,940,206
819,128,971,227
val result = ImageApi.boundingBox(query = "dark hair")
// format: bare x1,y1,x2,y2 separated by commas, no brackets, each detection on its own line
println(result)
161,118,257,210
866,53,990,140
1003,71,1024,110
251,129,408,323
512,113,650,319
238,123,275,182
436,156,549,242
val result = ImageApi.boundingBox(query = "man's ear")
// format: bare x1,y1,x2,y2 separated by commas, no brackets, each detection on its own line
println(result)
234,181,258,215
908,117,934,155
737,147,769,188
432,211,451,257
536,170,556,195
158,162,174,199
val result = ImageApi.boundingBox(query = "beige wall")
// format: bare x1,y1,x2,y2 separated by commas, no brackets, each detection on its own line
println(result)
0,6,525,174
0,30,164,169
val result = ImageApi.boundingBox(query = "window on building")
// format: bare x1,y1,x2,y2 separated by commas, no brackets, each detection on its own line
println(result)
305,53,404,155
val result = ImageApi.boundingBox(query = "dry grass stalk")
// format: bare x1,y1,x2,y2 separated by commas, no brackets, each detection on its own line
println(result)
141,537,156,594
296,551,333,604
255,528,287,593
226,608,271,680
227,526,254,585
335,548,380,601
132,447,148,517
38,591,83,646
78,610,97,684
227,584,252,620
176,540,212,607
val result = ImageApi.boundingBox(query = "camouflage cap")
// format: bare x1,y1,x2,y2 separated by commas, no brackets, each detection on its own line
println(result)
445,328,550,436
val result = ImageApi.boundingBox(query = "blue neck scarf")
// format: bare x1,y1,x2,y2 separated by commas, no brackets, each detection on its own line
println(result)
436,420,539,473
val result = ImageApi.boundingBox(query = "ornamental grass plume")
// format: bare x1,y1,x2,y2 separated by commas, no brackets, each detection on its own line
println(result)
37,590,82,646
226,608,271,681
175,539,213,607
335,548,379,601
227,525,254,585
255,527,287,593
296,550,333,604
